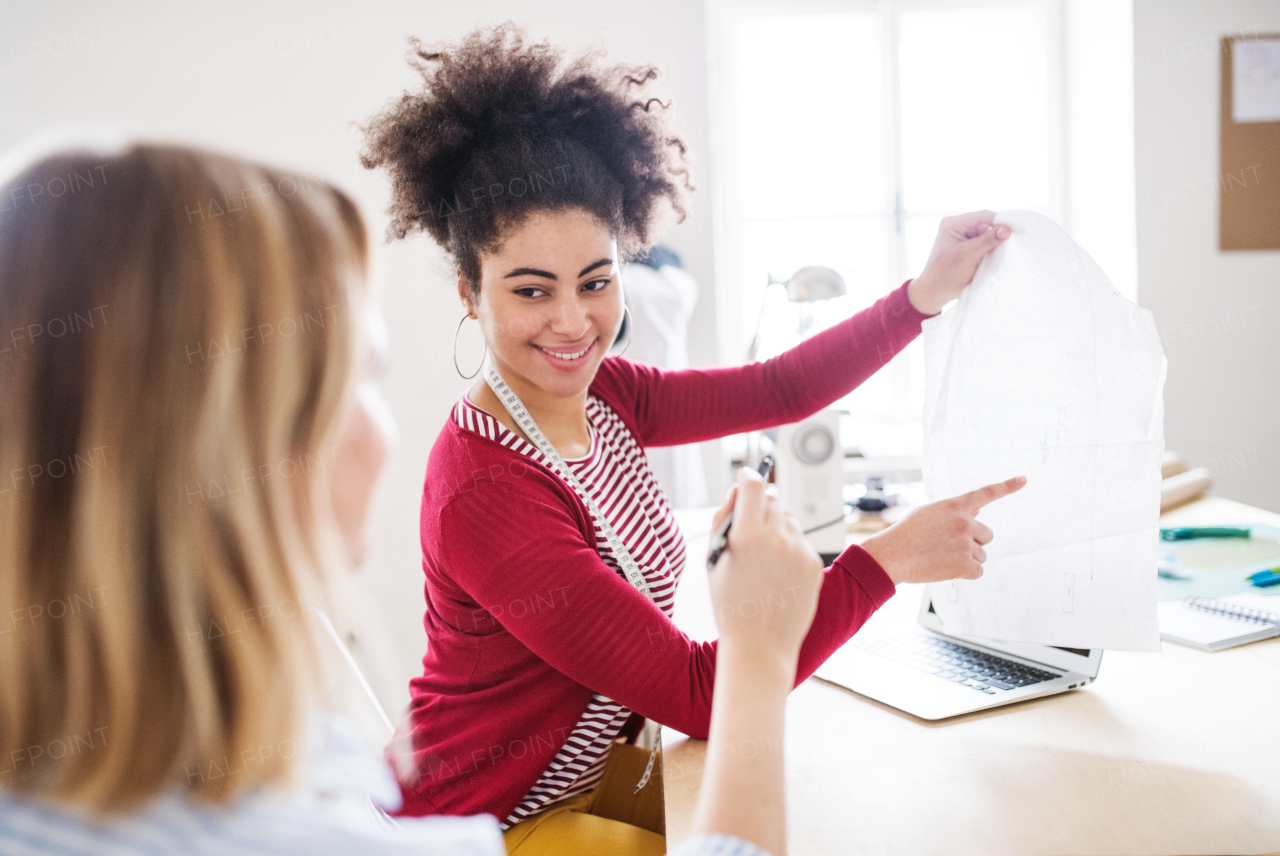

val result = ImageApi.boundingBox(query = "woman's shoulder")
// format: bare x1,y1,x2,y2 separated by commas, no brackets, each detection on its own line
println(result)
0,792,504,856
587,357,656,434
425,427,572,507
588,355,648,404
0,718,506,856
423,402,541,484
420,403,591,537
0,785,504,856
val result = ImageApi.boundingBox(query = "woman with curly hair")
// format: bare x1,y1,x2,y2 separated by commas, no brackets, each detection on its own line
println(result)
363,24,1022,855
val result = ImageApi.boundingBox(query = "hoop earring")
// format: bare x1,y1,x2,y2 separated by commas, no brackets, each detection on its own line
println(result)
453,313,487,379
609,305,632,358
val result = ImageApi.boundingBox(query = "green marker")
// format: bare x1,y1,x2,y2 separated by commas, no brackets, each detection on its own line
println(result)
1160,527,1251,541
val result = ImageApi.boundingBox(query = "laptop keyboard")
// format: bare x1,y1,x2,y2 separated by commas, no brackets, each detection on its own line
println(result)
857,633,1060,694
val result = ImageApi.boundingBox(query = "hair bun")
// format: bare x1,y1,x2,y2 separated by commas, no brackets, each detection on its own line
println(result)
361,24,693,288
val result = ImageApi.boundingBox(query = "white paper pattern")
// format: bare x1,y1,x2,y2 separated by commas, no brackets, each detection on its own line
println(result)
922,211,1166,652
1233,38,1280,123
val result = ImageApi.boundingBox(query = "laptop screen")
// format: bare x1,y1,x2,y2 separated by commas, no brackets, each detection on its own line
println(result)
920,595,1103,677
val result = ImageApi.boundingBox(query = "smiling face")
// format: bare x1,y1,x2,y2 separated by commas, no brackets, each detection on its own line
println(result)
463,208,624,404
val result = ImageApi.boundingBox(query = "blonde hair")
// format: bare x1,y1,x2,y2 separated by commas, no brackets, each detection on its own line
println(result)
0,144,368,812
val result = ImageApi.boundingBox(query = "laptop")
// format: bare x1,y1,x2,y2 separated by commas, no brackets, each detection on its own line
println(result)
814,593,1103,720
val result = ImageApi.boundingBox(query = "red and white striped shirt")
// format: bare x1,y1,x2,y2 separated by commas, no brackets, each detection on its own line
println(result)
453,391,685,825
396,281,924,823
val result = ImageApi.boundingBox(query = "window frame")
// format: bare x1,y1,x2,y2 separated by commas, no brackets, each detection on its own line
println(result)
705,0,1068,424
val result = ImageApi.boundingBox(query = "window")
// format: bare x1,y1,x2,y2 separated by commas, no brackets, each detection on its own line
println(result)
709,0,1068,458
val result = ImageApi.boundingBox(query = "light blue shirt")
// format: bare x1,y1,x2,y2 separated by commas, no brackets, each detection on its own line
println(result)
0,720,770,856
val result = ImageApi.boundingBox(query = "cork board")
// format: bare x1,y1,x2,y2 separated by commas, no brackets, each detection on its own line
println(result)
1219,34,1280,251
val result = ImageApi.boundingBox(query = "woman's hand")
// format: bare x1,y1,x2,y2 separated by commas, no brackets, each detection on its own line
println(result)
860,476,1026,585
908,210,1012,315
693,467,824,856
708,467,824,666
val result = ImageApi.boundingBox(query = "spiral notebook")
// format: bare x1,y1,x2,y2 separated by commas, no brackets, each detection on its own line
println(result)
1158,594,1280,651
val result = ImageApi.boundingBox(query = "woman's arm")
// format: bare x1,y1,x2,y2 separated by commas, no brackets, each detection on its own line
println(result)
683,643,792,855
431,453,1024,741
684,467,823,856
599,212,1013,449
432,478,892,739
599,281,929,448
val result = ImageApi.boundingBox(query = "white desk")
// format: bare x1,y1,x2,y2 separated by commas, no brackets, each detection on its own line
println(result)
663,496,1280,855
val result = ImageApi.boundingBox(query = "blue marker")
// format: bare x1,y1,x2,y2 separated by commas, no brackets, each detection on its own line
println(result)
1245,568,1280,588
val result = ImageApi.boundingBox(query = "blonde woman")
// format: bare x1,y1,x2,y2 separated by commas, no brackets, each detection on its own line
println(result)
0,141,828,856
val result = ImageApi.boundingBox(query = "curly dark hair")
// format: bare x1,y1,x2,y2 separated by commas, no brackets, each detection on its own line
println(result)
360,24,694,293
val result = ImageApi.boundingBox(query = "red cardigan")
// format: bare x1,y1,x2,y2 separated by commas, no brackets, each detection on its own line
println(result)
397,281,931,820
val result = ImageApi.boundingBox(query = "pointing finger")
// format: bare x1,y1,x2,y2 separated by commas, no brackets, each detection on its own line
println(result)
960,475,1026,514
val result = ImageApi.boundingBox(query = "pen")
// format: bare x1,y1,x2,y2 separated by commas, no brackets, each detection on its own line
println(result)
707,454,775,570
1160,527,1251,541
1245,568,1280,588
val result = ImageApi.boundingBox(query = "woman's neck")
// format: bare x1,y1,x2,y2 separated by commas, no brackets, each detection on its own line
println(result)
467,374,593,460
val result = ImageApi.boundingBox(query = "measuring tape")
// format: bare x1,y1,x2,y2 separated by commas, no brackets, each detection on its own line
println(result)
483,360,660,793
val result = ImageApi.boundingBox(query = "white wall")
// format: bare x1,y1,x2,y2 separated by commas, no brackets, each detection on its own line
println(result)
1133,0,1280,514
9,0,1272,718
0,0,718,714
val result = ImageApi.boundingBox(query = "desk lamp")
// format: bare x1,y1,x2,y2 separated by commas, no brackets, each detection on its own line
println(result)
746,265,846,362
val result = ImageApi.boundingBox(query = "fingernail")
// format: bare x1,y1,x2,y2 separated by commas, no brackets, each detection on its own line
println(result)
996,226,1010,239
1015,476,1026,485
